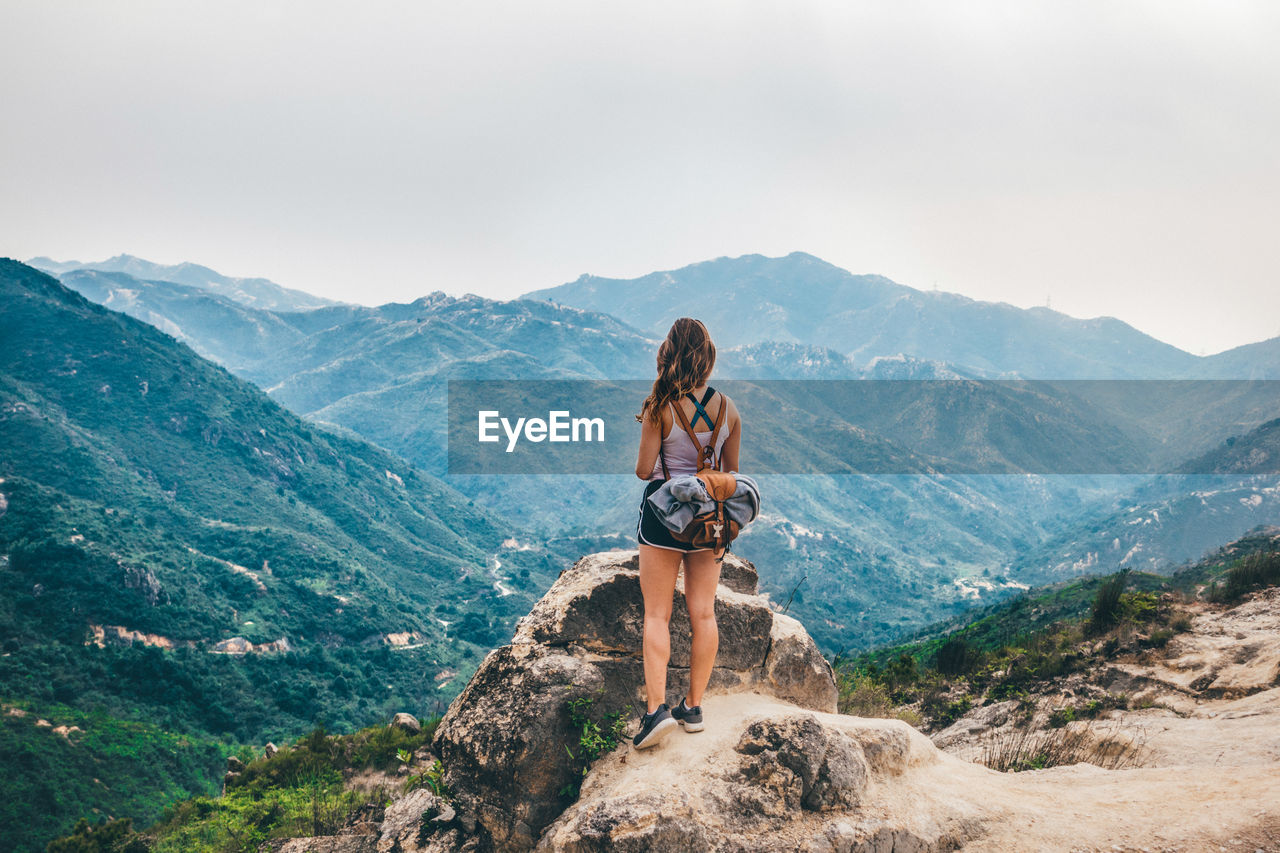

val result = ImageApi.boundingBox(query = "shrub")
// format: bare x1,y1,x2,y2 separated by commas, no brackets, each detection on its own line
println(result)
1089,569,1129,634
46,818,148,853
935,635,977,677
837,671,895,718
398,752,447,798
150,776,382,852
228,718,436,793
1208,551,1280,603
1119,590,1159,623
1048,705,1076,728
559,692,630,800
894,708,924,728
884,652,919,688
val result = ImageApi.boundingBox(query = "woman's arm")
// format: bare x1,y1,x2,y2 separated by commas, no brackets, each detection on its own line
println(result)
635,410,662,479
720,396,741,472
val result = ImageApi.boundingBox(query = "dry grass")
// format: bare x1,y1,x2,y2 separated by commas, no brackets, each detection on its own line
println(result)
978,721,1146,773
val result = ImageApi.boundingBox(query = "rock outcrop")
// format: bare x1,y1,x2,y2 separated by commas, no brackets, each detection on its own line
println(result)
426,550,837,851
396,550,1280,853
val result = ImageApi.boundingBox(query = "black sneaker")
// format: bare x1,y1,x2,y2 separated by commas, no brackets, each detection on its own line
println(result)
632,703,677,749
671,696,704,732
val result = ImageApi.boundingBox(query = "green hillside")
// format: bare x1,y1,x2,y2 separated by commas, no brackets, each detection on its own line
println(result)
0,259,556,851
841,524,1280,685
1,698,227,853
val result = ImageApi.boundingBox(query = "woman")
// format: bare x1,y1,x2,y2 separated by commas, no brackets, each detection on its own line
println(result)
631,317,741,749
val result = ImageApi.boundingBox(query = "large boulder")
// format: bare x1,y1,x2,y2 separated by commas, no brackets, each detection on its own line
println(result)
760,613,840,712
390,712,421,734
513,551,773,671
734,715,870,813
378,788,454,853
427,550,837,852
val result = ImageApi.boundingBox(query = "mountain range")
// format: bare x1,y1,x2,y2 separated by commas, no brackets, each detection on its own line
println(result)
526,251,1280,379
26,252,1280,654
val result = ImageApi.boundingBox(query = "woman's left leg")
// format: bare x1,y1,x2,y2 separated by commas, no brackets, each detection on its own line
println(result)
681,547,723,707
639,543,683,712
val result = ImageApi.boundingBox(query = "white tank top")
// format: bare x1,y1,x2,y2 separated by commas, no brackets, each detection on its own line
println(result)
648,398,729,480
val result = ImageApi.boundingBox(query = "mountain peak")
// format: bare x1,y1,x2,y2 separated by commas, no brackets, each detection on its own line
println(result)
522,251,1207,378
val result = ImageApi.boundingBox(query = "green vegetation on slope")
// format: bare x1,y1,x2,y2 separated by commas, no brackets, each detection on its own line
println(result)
1206,548,1280,603
45,718,440,853
0,259,559,848
1,699,225,853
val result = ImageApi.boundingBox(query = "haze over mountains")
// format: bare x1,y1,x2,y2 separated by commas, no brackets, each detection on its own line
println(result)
28,254,338,313
37,250,1280,381
526,251,1280,379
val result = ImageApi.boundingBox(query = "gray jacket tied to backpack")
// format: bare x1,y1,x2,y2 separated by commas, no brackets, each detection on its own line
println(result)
646,472,761,535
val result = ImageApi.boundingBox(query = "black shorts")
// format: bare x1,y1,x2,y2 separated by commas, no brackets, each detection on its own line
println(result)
636,479,715,553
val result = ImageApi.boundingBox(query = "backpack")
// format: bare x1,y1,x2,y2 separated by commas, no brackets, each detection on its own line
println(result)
658,387,740,552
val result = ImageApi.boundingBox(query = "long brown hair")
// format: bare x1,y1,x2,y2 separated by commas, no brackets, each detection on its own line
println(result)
636,318,716,425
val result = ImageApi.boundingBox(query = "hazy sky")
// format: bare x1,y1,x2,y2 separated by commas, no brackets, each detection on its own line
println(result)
4,1,1278,355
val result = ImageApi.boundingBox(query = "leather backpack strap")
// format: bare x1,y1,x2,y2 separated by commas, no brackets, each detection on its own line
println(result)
658,403,672,479
671,397,703,447
708,390,727,471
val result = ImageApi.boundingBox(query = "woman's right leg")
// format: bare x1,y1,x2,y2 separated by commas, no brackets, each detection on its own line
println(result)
681,547,723,707
639,543,683,712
